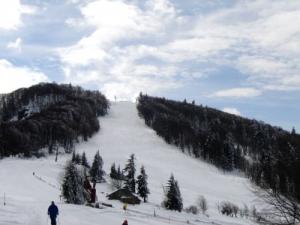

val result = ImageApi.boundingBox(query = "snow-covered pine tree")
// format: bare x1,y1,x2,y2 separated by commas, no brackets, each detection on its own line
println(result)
164,174,183,212
89,150,105,182
61,161,85,204
137,165,150,202
123,154,136,193
81,152,90,168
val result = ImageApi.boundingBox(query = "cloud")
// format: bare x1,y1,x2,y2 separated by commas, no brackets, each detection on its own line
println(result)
58,0,180,99
212,88,262,98
56,0,300,100
0,0,36,30
0,59,48,93
7,38,22,52
222,107,241,116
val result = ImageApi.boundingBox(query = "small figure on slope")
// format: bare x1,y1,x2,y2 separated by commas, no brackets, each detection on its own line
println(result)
122,219,128,225
48,201,59,225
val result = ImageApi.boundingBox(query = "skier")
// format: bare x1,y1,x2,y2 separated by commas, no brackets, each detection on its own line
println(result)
122,219,128,225
48,201,59,225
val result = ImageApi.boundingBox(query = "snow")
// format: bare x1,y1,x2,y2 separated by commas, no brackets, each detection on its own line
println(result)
0,101,259,225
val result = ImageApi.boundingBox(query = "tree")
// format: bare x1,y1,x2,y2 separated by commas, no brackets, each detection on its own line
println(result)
81,152,90,168
253,188,300,225
197,195,208,214
61,161,85,204
291,127,296,135
72,151,76,162
72,151,81,164
124,154,136,193
163,174,183,212
89,150,105,182
137,165,150,202
117,165,124,180
110,162,117,179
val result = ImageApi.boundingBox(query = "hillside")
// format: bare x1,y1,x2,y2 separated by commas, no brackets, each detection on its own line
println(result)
0,102,258,225
0,83,109,157
137,94,300,202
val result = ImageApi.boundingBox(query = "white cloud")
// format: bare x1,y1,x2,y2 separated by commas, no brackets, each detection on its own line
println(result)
222,107,241,116
0,59,48,93
0,0,36,30
7,38,22,52
57,0,300,100
212,88,262,98
59,0,180,99
190,0,300,91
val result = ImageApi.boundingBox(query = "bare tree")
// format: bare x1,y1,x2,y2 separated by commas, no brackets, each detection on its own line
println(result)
197,195,208,214
253,187,300,225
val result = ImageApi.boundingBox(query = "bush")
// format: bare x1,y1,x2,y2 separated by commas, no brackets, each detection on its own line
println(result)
185,205,199,214
219,201,239,217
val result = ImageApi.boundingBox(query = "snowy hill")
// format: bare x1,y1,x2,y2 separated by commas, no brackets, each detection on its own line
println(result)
0,102,259,225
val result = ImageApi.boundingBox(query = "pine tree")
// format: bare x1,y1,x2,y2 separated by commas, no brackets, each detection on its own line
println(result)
124,154,136,193
61,161,85,204
117,165,123,180
72,151,76,162
291,127,296,135
110,162,117,179
137,165,150,202
81,152,90,168
164,174,183,212
89,150,105,182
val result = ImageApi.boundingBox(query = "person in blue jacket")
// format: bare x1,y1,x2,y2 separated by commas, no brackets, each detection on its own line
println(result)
48,201,59,225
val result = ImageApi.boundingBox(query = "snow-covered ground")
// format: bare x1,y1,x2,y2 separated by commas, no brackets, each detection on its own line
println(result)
0,102,260,225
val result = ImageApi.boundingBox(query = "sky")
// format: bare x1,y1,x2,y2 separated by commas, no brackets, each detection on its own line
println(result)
0,0,299,131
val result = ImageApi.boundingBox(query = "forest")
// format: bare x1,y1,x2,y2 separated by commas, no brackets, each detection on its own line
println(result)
137,94,300,202
0,83,109,157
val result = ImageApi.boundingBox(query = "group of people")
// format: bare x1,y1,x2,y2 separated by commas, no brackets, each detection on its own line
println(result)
47,201,129,225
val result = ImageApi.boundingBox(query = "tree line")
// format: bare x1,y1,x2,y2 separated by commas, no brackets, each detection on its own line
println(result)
0,83,109,157
137,94,300,203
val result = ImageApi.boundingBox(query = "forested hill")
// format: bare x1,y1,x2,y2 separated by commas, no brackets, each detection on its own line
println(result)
0,83,109,157
137,94,300,201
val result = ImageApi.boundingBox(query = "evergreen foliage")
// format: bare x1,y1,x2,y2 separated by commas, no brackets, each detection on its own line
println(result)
123,154,136,193
137,165,150,202
110,163,117,179
137,94,300,202
61,161,85,204
163,174,183,212
81,152,90,168
0,83,109,158
89,150,105,182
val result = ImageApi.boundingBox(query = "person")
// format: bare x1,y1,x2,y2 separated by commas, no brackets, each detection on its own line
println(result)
48,201,59,225
122,219,128,225
123,203,128,211
90,187,96,203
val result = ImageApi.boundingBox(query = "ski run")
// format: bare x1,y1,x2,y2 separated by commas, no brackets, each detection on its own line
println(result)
0,102,260,225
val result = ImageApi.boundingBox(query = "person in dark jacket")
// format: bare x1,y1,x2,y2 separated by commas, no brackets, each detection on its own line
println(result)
122,219,128,225
48,201,59,225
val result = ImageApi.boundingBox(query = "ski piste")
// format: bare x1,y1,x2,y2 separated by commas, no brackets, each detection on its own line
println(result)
0,102,258,225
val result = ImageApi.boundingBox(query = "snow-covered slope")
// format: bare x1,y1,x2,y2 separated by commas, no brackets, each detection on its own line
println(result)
0,102,259,225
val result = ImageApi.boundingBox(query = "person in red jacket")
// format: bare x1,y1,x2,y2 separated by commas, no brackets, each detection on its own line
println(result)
122,219,128,225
